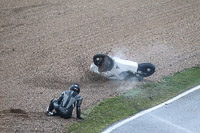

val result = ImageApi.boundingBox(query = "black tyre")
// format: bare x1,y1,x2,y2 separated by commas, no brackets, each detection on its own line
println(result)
93,54,114,72
137,63,155,77
93,54,106,66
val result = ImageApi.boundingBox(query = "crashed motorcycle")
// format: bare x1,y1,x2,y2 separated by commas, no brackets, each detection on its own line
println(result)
90,54,155,81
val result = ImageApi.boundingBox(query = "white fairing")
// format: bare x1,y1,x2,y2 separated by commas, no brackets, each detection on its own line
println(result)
90,57,138,80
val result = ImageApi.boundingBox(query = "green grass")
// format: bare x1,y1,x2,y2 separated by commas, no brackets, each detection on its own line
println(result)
68,66,200,133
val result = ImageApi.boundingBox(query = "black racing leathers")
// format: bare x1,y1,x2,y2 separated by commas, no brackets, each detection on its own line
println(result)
47,90,82,119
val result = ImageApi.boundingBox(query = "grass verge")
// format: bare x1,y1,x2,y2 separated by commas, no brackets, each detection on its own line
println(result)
68,66,200,133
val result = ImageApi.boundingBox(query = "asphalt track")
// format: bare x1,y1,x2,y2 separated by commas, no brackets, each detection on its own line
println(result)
102,85,200,133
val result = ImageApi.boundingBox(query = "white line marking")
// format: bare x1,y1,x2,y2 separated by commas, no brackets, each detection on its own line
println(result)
102,84,200,133
151,114,194,133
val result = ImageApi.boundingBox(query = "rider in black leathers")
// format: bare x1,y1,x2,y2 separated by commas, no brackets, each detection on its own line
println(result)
46,83,83,119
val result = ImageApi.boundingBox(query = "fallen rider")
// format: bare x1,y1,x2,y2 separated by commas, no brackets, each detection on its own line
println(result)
46,83,83,119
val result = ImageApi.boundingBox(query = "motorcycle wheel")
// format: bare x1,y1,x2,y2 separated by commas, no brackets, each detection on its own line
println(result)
137,63,155,77
93,54,114,72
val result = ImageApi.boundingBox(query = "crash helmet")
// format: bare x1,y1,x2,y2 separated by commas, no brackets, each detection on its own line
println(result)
69,83,80,94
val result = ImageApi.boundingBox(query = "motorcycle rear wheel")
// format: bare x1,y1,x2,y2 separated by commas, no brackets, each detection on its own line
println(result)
137,63,155,77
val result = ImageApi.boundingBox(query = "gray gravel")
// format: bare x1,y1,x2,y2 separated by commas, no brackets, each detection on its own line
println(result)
0,0,200,132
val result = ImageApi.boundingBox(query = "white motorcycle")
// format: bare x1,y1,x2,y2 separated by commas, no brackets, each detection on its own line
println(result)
90,54,155,81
